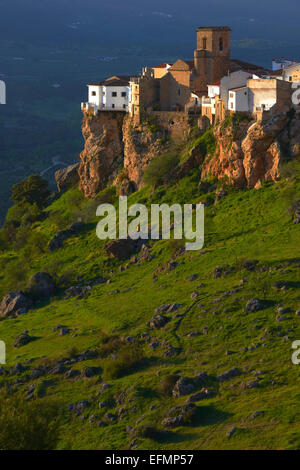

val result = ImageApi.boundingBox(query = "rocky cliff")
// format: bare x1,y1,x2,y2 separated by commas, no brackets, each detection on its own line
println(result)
78,108,300,197
122,116,169,189
78,111,125,198
201,110,300,188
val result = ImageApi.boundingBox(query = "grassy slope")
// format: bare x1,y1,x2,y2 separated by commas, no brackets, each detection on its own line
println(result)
0,167,300,450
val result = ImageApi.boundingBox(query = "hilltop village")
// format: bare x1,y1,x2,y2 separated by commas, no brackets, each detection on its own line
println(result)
81,26,299,127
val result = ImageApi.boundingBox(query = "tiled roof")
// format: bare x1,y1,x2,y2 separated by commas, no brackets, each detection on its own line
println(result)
169,59,195,71
230,59,270,76
88,75,131,87
152,63,173,69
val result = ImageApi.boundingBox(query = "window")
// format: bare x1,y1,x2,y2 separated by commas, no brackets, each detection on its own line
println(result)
202,37,207,49
91,91,96,96
112,104,115,109
112,91,117,97
121,92,126,97
123,104,126,109
219,38,224,51
178,88,181,96
230,102,234,109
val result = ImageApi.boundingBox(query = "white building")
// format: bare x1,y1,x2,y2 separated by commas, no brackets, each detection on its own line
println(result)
227,78,292,114
282,63,300,83
82,75,131,113
220,70,260,110
200,82,220,119
272,58,298,71
228,86,249,112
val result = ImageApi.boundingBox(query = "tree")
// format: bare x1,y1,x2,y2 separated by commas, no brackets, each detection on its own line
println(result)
11,174,50,208
0,392,61,450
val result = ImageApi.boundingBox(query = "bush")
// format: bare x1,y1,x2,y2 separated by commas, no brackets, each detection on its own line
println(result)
103,344,145,380
135,425,160,440
98,335,124,359
11,174,50,209
66,346,79,359
157,374,179,396
143,151,179,188
0,392,61,450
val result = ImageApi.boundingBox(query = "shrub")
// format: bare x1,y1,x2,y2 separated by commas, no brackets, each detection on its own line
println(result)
66,346,79,359
135,425,160,440
11,174,50,209
98,335,124,358
143,151,179,188
103,344,145,380
0,392,61,450
157,374,179,396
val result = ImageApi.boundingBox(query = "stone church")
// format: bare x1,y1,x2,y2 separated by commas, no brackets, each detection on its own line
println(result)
129,26,232,117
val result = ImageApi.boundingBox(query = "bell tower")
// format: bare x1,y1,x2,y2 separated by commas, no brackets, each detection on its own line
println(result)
194,26,231,95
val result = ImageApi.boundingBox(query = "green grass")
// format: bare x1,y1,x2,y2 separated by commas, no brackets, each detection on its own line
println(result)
0,163,299,450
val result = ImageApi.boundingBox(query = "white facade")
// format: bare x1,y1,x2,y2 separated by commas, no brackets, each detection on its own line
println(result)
221,70,259,110
207,84,220,98
228,87,249,112
88,84,130,111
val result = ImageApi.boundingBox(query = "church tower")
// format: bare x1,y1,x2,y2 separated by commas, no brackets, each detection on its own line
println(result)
194,26,231,95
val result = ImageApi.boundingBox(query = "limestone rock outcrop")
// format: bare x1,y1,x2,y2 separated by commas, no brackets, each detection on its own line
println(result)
55,163,80,192
201,111,300,188
122,116,168,189
0,291,32,318
79,111,125,198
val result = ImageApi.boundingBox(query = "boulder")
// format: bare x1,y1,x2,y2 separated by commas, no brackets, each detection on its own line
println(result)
172,377,195,397
161,404,197,427
149,314,169,329
55,163,80,192
27,272,56,300
49,222,85,252
14,331,32,348
217,368,240,382
186,388,211,403
64,285,91,300
104,239,144,260
0,291,32,318
244,298,265,313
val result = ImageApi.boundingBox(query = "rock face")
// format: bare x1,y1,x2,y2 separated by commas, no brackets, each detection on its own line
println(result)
27,272,56,300
55,163,80,192
79,111,125,198
0,291,32,318
122,116,168,189
48,222,84,251
201,111,300,188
